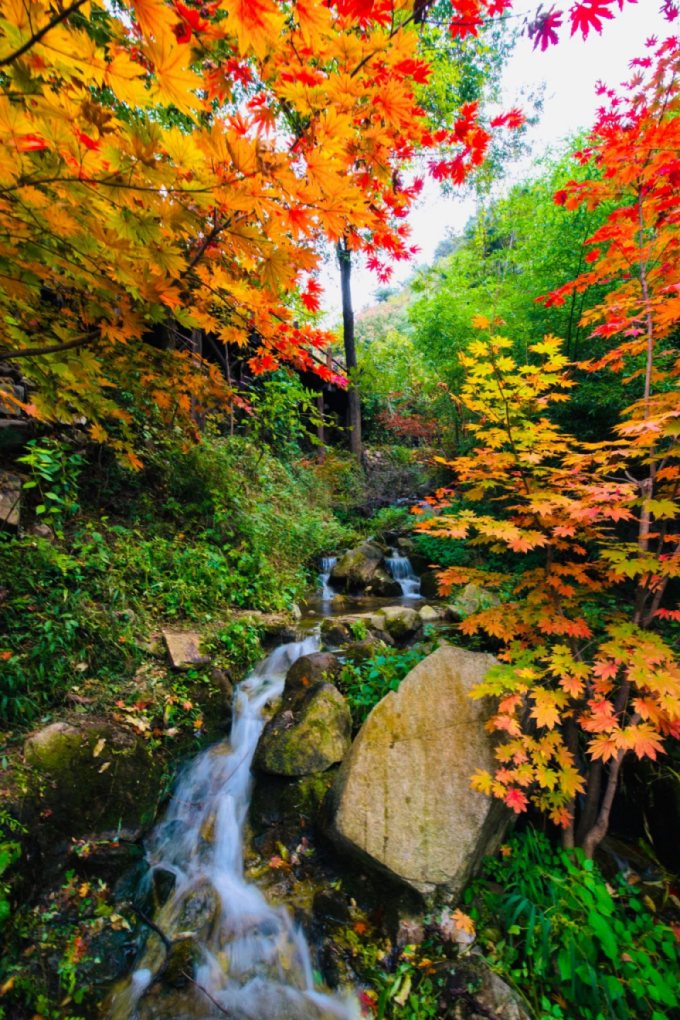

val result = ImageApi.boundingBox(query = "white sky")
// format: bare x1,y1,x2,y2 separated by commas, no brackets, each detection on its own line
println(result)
319,0,673,321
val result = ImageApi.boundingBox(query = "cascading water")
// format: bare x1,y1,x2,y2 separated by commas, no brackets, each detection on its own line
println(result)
107,635,359,1020
385,550,422,599
318,556,338,600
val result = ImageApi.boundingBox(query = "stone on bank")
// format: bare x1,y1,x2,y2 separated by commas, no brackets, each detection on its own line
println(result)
325,644,507,903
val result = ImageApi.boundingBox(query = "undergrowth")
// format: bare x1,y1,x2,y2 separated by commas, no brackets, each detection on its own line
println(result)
466,829,680,1020
0,432,349,725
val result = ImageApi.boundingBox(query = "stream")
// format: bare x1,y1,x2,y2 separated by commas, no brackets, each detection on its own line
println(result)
108,637,359,1020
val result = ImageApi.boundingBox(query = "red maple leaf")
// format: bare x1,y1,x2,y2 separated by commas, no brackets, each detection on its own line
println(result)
570,0,615,39
529,6,563,49
301,278,323,313
504,787,529,813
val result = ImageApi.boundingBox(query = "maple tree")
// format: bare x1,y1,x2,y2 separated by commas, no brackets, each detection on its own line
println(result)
0,0,658,464
0,0,529,466
416,36,680,856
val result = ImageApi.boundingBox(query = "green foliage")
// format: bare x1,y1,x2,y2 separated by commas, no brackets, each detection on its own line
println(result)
0,812,22,930
245,371,325,458
466,830,680,1020
17,438,84,533
0,434,348,725
343,926,442,1019
368,505,413,537
337,643,434,727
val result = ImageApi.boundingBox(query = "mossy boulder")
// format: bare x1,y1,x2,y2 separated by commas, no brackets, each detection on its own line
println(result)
374,606,422,645
419,570,440,599
320,619,352,648
330,542,384,592
23,720,163,838
449,583,500,620
419,605,440,623
285,652,341,693
249,770,336,836
253,683,351,776
367,569,403,598
344,637,381,663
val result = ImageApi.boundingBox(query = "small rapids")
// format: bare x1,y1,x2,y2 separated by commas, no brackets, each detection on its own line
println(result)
318,556,338,600
107,635,359,1020
385,551,422,599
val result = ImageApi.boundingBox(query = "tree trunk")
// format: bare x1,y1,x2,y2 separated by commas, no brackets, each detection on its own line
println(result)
317,391,325,461
338,239,362,462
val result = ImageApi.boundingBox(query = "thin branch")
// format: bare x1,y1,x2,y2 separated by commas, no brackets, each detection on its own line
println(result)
0,330,98,360
181,972,236,1019
0,0,87,67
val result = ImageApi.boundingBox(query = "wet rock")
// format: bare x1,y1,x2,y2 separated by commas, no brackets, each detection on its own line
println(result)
250,771,335,836
419,570,440,599
419,605,440,623
449,583,500,621
449,954,534,1020
254,683,351,776
313,888,351,925
165,938,200,988
344,637,380,663
0,469,21,530
330,594,348,607
172,878,220,940
76,924,136,998
396,537,415,553
326,645,507,903
209,667,234,711
373,606,422,645
23,720,162,838
162,630,210,670
285,653,341,693
320,619,352,648
367,569,403,598
330,542,384,592
153,866,177,908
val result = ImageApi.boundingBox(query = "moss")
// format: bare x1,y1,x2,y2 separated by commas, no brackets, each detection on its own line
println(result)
23,721,163,837
253,684,351,776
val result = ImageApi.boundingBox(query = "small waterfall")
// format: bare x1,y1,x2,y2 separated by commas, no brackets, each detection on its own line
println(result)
386,549,422,599
318,555,337,600
108,634,358,1020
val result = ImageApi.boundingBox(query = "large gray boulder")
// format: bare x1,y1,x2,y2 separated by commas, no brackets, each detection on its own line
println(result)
326,645,507,902
330,542,384,592
254,682,351,776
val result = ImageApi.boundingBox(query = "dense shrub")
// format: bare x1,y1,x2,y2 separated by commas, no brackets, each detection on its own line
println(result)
466,830,680,1020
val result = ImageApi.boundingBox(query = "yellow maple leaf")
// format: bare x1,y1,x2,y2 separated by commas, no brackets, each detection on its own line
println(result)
146,40,202,114
130,0,176,41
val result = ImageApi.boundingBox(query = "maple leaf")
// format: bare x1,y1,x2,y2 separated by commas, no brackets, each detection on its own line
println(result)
569,0,615,39
528,6,563,49
504,787,529,813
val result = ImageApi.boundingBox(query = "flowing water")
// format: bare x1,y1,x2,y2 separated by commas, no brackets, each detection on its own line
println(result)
107,635,359,1020
318,556,338,601
385,550,422,599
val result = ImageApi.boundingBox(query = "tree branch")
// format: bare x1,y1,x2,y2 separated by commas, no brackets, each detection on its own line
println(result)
0,0,88,67
0,331,98,361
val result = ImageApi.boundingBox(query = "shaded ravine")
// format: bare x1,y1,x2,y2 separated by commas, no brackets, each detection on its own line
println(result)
107,636,359,1020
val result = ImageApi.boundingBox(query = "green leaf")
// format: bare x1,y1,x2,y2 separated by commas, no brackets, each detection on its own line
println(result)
587,908,619,961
